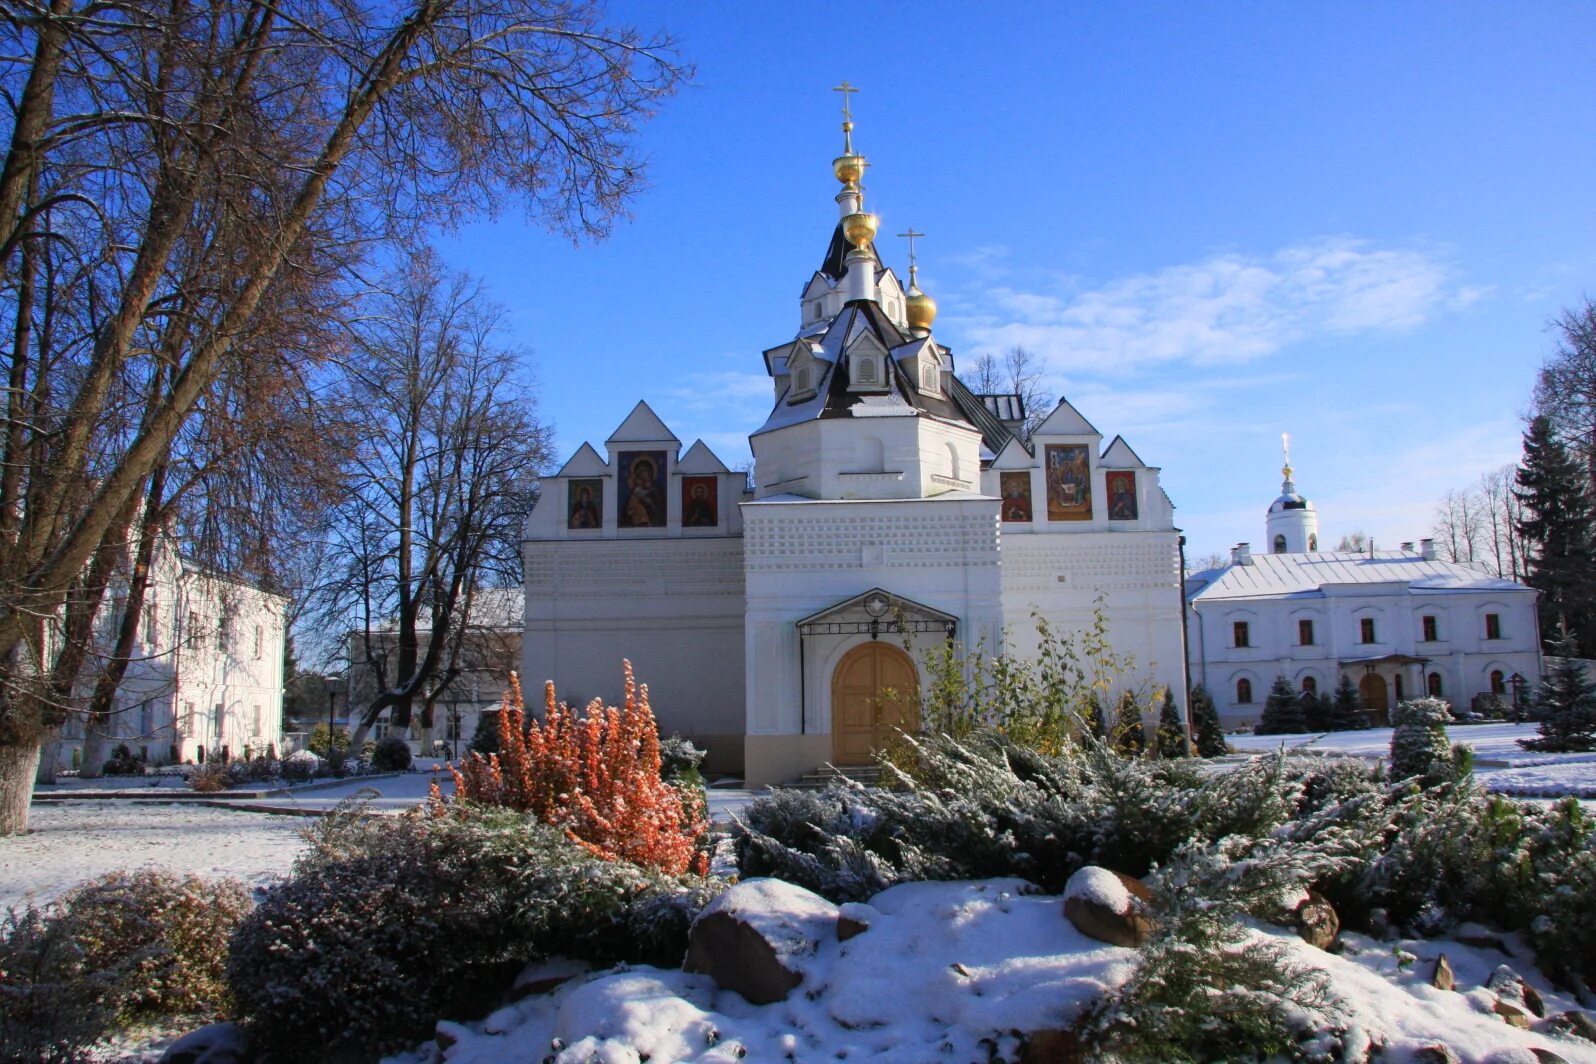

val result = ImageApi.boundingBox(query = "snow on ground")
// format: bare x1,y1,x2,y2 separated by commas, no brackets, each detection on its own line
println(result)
0,801,308,909
1227,722,1596,797
380,880,1596,1064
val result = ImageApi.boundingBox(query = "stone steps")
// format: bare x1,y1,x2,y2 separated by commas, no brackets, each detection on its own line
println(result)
783,764,886,790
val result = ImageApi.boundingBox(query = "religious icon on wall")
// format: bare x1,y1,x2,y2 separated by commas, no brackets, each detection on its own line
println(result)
999,471,1032,522
1045,444,1092,521
682,476,718,527
567,479,602,530
618,451,667,528
1105,470,1138,521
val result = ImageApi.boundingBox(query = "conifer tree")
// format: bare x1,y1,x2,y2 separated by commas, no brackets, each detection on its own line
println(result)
1516,415,1596,656
1079,694,1109,744
1520,635,1596,752
1300,689,1330,732
1155,688,1190,758
468,709,501,758
1112,692,1146,756
1189,685,1227,757
1328,675,1366,731
1255,676,1306,735
1390,697,1454,784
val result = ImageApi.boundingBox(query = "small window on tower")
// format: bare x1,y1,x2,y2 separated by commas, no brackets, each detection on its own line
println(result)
1309,534,1318,551
857,358,876,383
1273,534,1287,554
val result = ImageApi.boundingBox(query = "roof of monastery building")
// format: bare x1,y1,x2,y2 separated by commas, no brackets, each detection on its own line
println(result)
1189,551,1532,602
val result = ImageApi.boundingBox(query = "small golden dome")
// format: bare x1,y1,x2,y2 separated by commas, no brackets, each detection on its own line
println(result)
833,152,867,185
842,211,879,249
905,287,937,331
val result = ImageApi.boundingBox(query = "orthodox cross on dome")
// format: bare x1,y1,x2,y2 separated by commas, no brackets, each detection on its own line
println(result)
898,226,924,287
832,79,859,153
1281,432,1295,490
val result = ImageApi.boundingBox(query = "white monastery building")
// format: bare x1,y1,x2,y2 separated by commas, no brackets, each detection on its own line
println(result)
50,539,287,771
1186,454,1542,727
523,98,1187,784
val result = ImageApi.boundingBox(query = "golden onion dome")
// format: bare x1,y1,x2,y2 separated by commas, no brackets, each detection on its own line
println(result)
833,152,867,185
842,211,879,249
905,287,938,331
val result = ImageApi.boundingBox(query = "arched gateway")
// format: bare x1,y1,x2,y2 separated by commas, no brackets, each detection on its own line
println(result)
831,641,918,764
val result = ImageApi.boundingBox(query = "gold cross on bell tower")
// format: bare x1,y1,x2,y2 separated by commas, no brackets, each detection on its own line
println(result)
833,80,859,153
898,227,924,286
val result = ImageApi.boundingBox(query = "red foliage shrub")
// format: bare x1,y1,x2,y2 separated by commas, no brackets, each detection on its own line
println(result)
445,662,707,875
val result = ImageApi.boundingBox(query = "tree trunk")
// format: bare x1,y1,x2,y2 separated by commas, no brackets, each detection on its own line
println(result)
79,725,109,779
33,740,58,784
0,739,42,835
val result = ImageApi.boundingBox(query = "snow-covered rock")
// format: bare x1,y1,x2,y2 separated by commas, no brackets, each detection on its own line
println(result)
157,1022,250,1064
682,877,838,1004
1294,889,1341,950
1061,866,1154,947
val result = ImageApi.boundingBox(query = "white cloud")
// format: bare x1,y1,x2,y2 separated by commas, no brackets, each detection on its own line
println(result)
943,238,1466,373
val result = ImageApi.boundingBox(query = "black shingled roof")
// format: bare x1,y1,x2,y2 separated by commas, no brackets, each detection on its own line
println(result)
819,224,883,282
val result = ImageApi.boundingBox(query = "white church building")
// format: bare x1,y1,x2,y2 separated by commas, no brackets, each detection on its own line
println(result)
1186,457,1543,727
523,104,1187,784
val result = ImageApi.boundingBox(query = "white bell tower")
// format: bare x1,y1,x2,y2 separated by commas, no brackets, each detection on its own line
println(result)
1266,433,1319,553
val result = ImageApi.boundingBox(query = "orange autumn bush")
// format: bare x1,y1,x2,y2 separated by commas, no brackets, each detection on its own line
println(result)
446,661,707,875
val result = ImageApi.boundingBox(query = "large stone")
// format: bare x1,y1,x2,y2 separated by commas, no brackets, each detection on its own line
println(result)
1493,999,1534,1029
836,901,878,942
683,877,838,1005
1413,1046,1461,1064
1488,964,1547,1018
1542,1011,1596,1043
1431,953,1456,992
1530,1050,1569,1064
158,1023,250,1064
1022,1027,1088,1063
1062,866,1155,948
1293,890,1340,950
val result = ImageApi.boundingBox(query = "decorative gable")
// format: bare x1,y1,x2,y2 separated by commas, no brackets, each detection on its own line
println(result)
555,441,609,478
990,436,1035,470
605,401,680,446
1099,435,1147,468
676,439,731,475
844,331,889,392
1032,396,1101,439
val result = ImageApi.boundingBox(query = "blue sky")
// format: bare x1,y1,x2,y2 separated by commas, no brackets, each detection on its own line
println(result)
436,2,1596,561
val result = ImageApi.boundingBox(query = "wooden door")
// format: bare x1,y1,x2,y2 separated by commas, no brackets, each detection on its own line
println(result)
831,642,919,764
1358,672,1389,711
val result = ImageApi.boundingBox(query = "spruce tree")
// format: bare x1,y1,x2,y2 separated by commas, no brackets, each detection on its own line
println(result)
1516,415,1596,656
1520,636,1596,752
1156,688,1189,758
468,709,501,758
1255,676,1306,735
1390,697,1454,784
1189,685,1227,757
1112,692,1146,756
1300,689,1330,732
1328,675,1366,731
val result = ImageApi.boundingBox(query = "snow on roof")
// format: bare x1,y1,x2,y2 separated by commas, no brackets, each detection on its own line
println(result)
1188,551,1532,602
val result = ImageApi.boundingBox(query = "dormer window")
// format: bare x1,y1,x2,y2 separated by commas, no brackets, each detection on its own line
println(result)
919,361,940,395
789,362,815,403
857,358,877,384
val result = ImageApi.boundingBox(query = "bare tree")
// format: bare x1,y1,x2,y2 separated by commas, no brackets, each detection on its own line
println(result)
1535,300,1596,496
1335,531,1370,553
1433,487,1486,566
968,346,1050,440
0,0,685,833
316,251,550,753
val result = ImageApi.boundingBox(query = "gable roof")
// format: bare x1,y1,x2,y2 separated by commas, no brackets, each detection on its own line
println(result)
989,434,1035,469
1187,552,1535,603
1099,435,1146,467
676,439,730,475
555,441,609,478
605,400,680,446
1032,396,1100,438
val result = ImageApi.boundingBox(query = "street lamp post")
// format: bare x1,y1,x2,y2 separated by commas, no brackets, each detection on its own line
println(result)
324,675,338,758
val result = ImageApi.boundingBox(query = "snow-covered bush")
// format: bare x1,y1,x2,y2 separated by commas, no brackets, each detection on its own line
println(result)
1389,697,1456,784
187,761,229,792
0,868,250,1061
736,732,1368,901
1327,674,1367,731
228,801,723,1061
371,734,412,771
281,749,319,781
100,743,143,777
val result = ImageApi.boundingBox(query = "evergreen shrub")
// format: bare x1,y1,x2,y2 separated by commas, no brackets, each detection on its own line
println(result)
1328,675,1367,731
100,744,143,777
1189,684,1227,757
1155,688,1189,758
1520,643,1596,752
371,734,413,772
227,802,722,1061
1255,676,1307,734
1388,697,1456,784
